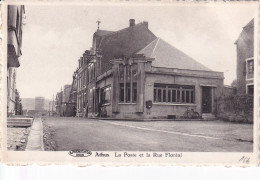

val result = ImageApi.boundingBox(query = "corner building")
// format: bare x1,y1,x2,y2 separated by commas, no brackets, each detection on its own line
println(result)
7,5,25,116
235,19,254,95
75,19,224,119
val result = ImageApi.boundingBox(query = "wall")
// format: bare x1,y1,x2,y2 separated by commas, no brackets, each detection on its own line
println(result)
7,68,16,115
216,94,253,123
96,74,113,117
143,73,223,119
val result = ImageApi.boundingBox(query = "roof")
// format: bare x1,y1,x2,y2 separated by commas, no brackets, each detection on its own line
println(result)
137,38,211,71
235,18,254,44
96,22,157,73
95,29,114,36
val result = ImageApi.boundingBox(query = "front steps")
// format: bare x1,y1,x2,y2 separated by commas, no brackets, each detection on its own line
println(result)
202,113,216,120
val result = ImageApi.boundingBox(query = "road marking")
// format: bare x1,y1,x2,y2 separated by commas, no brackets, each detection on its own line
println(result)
101,121,222,140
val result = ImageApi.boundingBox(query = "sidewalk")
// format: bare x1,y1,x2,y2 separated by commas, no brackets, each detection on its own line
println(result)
25,118,44,151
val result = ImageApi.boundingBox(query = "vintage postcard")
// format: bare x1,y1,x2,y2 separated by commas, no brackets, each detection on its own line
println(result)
0,0,259,166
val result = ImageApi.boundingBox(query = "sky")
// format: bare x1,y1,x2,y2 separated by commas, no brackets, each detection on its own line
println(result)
16,4,256,99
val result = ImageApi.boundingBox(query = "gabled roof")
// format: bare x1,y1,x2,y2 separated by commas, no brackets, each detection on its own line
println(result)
235,18,254,44
97,22,157,73
95,29,114,37
137,38,211,71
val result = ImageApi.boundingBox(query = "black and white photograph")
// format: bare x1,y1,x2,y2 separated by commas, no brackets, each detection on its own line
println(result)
2,1,259,165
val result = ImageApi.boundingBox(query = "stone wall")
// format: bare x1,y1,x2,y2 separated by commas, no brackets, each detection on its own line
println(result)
216,94,253,123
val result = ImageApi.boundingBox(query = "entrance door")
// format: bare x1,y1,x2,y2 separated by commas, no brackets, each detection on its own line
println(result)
202,86,212,113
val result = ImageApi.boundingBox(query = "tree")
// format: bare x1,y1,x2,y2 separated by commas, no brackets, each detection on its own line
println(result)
231,79,237,87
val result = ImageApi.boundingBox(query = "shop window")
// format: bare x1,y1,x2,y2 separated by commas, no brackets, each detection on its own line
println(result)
126,83,131,102
154,84,195,104
172,90,176,102
167,90,171,102
158,89,162,102
120,83,124,102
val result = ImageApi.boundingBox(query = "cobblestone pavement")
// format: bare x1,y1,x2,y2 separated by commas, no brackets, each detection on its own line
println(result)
44,117,253,152
7,127,31,151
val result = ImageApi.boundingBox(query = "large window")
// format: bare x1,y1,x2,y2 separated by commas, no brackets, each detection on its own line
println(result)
154,84,195,103
119,64,137,103
88,64,95,82
101,86,111,104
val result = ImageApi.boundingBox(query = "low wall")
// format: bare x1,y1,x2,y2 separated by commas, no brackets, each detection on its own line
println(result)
216,94,253,123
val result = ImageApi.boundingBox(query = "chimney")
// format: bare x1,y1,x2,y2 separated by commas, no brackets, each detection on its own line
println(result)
129,19,135,27
143,21,148,28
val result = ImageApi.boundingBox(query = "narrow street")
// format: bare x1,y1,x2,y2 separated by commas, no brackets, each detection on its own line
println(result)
43,117,253,152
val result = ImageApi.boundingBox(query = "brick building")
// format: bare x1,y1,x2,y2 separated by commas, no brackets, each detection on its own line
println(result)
235,19,254,95
55,85,73,116
73,19,224,119
7,5,25,116
55,92,62,116
35,96,45,111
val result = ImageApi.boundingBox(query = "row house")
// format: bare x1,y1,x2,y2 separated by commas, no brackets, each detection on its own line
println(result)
235,19,254,95
15,89,23,115
55,85,73,116
7,5,25,116
73,19,224,119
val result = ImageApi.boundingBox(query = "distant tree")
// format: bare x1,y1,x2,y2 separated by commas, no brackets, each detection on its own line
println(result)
231,79,237,87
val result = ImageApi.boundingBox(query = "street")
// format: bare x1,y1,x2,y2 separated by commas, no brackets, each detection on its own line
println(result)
43,117,253,152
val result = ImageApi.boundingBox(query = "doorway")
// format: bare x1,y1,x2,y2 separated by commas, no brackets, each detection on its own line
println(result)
95,88,100,114
202,86,212,113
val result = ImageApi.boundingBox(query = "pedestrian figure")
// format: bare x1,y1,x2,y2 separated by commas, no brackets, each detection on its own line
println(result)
83,107,86,118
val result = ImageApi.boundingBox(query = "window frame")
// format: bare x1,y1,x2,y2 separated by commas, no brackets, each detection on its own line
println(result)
153,83,195,104
101,85,111,105
246,57,254,80
119,64,138,104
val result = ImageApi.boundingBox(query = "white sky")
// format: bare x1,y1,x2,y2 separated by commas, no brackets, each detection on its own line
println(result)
16,4,256,99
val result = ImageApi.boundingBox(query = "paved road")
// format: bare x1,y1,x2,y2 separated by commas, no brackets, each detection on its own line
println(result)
44,117,253,152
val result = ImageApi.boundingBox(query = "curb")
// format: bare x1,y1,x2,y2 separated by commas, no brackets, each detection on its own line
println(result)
94,117,217,122
25,118,44,151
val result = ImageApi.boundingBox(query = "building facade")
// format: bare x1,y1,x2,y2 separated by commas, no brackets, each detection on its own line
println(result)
235,19,254,95
35,96,45,111
7,5,25,116
15,89,23,115
74,19,224,119
55,92,62,116
55,85,73,116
